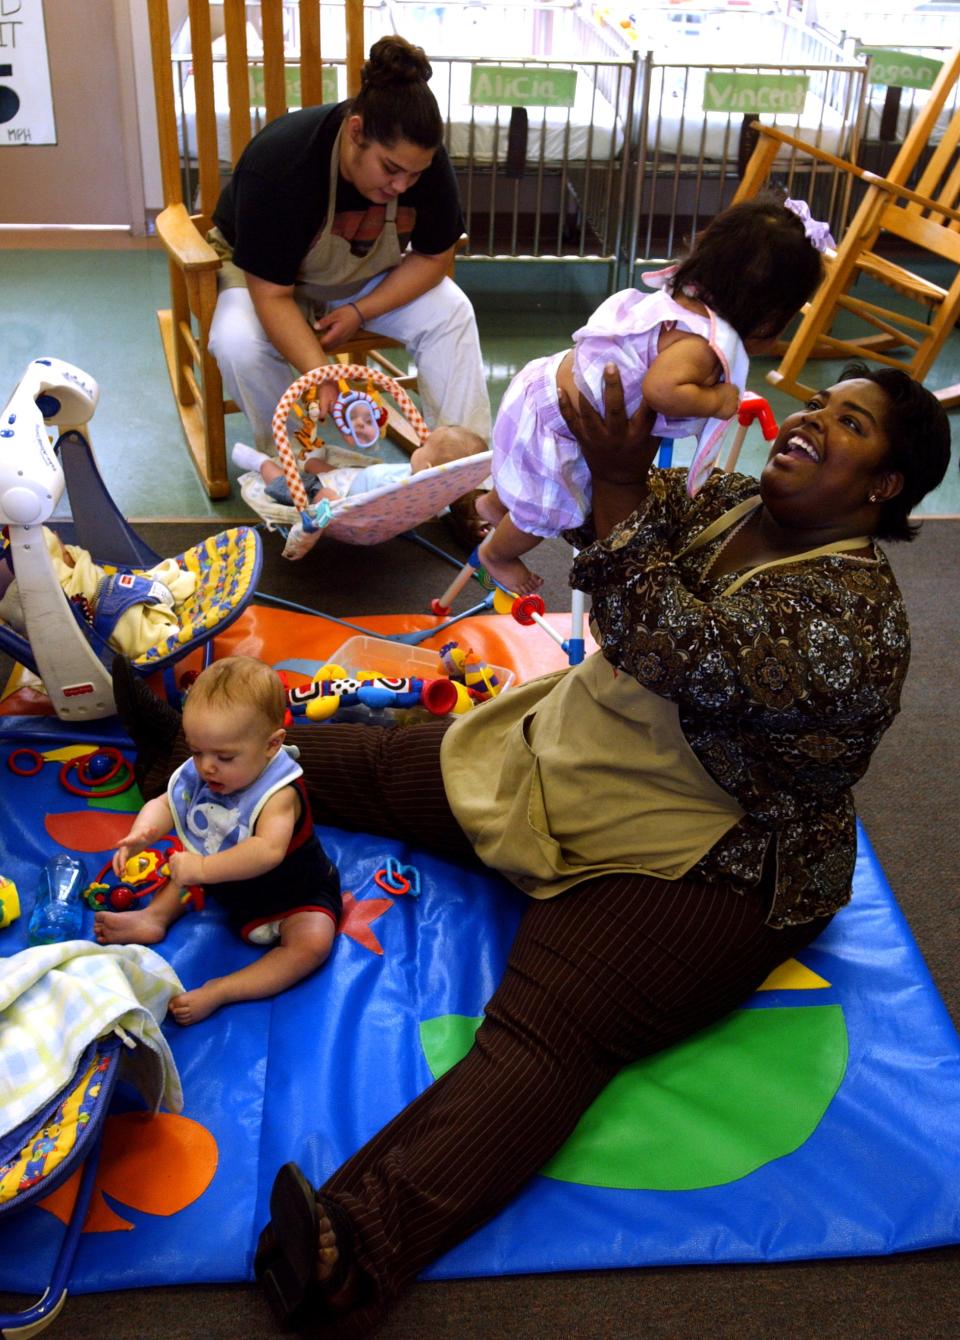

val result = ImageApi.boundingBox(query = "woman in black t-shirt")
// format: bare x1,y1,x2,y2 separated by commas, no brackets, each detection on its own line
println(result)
208,35,490,477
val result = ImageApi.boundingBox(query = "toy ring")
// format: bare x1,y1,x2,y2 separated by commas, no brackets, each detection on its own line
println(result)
511,594,547,626
272,364,430,515
7,748,44,776
331,385,388,451
60,747,135,798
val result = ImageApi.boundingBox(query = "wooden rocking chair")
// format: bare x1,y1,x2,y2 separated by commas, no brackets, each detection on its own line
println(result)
146,0,421,499
733,46,960,410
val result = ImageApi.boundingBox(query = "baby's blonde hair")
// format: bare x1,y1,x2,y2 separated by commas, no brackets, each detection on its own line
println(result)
184,656,286,730
424,426,487,466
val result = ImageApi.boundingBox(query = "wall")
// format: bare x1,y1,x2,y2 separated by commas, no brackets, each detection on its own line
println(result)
0,0,146,231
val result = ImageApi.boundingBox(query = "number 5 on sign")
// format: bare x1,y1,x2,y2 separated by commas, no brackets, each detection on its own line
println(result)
0,0,57,146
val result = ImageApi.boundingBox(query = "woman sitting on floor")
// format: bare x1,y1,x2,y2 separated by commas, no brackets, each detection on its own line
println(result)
114,360,951,1337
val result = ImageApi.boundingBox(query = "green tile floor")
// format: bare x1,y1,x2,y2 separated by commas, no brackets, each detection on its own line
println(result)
1,247,958,520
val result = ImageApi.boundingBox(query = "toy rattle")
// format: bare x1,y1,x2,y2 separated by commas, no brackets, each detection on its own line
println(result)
83,838,203,912
0,874,20,929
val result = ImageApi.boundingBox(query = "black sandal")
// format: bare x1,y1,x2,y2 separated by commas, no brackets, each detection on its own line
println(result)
255,1163,355,1330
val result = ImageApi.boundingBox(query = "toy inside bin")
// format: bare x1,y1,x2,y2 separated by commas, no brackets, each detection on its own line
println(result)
330,636,516,698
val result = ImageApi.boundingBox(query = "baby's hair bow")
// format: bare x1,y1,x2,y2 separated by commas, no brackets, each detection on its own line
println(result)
784,197,836,252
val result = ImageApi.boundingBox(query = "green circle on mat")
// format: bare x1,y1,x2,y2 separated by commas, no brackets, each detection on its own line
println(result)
419,1005,848,1190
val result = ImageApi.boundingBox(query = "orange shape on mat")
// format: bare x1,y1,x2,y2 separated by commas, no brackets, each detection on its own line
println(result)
339,890,394,955
38,1111,218,1233
44,810,135,853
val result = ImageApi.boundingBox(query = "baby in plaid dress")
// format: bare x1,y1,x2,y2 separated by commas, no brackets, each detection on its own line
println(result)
475,196,831,594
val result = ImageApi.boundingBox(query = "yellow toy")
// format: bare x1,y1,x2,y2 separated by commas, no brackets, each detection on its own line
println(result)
0,875,20,928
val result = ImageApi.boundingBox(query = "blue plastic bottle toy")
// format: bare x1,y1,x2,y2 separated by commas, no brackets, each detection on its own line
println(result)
27,853,88,945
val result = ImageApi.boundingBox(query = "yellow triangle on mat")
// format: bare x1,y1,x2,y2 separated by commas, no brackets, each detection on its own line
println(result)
40,745,100,762
757,959,831,991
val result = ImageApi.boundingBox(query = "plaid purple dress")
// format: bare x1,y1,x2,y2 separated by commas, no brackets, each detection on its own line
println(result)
490,284,747,535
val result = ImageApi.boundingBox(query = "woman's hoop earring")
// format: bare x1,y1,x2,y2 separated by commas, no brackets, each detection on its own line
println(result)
868,492,879,503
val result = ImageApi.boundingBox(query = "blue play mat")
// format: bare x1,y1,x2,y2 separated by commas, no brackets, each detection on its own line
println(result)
0,715,958,1295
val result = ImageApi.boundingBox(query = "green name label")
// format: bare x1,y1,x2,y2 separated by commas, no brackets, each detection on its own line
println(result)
702,72,808,114
855,47,943,89
248,65,338,108
470,65,577,108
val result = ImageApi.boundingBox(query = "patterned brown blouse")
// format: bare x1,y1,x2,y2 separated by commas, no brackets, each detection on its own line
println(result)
569,469,910,928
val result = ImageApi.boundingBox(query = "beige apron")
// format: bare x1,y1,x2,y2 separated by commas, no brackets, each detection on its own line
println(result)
441,499,874,900
676,496,872,595
209,122,404,321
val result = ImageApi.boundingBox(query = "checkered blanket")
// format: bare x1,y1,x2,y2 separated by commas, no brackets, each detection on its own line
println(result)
0,940,183,1133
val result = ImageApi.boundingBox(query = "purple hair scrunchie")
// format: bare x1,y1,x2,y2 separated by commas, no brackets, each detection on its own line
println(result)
784,197,836,252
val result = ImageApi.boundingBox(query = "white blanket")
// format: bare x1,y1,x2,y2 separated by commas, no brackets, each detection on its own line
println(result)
0,941,184,1134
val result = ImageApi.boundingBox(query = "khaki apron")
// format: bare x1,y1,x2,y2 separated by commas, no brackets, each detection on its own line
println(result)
209,122,404,324
441,499,874,900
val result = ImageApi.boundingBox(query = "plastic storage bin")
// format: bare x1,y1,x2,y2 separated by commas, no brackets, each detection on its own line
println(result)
330,635,515,694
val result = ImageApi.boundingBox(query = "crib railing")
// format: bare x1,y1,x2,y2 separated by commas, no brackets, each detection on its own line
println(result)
166,2,928,283
428,54,638,260
383,0,638,261
621,12,870,279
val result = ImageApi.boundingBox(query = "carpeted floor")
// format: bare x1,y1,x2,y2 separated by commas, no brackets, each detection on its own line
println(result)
2,515,958,1338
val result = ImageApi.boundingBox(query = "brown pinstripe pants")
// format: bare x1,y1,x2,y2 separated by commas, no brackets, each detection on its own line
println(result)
147,720,832,1336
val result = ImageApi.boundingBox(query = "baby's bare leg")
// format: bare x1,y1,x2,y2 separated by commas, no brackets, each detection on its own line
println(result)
474,488,507,526
477,514,544,596
94,879,186,946
170,910,337,1026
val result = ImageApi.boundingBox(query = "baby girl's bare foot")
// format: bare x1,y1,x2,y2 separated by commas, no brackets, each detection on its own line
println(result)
94,906,168,946
477,546,544,597
169,981,224,1026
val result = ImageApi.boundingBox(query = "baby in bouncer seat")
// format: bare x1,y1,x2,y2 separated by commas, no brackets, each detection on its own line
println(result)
0,527,197,658
232,424,488,510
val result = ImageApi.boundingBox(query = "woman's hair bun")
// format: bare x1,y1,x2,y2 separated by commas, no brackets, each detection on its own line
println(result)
362,35,433,89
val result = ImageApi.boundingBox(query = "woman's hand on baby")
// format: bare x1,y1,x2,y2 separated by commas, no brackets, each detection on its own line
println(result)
557,364,660,485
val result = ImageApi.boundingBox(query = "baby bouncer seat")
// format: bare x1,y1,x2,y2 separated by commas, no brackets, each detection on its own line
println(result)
237,365,493,558
0,1032,124,1336
0,359,262,721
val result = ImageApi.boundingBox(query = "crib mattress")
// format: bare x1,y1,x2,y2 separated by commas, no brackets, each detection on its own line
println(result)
178,64,625,167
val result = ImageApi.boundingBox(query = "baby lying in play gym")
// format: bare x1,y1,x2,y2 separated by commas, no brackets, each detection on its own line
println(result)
232,424,487,508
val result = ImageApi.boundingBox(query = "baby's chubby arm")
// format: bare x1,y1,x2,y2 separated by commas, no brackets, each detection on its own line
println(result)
167,786,298,887
113,795,176,878
643,333,740,421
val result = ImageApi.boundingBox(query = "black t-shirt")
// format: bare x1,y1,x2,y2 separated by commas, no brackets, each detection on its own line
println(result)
212,102,464,287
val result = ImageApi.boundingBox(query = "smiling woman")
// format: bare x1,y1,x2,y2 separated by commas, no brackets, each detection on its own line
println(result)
756,363,952,548
118,363,951,1337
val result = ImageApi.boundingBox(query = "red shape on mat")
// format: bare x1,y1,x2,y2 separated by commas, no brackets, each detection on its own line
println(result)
339,890,394,955
45,810,134,852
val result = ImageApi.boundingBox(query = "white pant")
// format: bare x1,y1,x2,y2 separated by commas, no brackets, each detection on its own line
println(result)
209,272,492,453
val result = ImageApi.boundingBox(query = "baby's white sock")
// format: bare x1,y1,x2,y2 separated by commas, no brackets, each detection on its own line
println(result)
232,442,270,473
